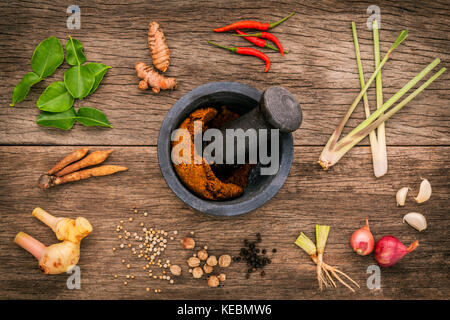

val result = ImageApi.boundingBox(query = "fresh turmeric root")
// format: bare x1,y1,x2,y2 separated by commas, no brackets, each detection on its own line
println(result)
148,21,170,72
14,207,92,274
135,62,177,93
38,149,128,189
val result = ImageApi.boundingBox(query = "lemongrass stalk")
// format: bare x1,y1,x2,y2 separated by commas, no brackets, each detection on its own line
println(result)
315,225,330,290
295,232,317,256
321,59,442,168
336,67,446,156
352,22,381,175
295,231,359,292
320,29,408,167
373,20,388,177
351,58,440,135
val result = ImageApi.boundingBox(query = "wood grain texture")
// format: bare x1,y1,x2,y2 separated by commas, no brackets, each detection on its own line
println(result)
0,0,448,300
0,146,448,299
0,0,448,146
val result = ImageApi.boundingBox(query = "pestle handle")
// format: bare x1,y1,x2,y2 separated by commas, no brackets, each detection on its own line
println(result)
260,86,302,133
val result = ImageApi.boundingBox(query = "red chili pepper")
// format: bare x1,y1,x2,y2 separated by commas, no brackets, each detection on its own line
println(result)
235,32,285,56
235,30,279,52
213,12,295,32
208,41,270,72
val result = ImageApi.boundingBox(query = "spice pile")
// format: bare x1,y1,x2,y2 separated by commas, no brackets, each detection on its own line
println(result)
181,236,232,288
112,209,232,292
112,207,179,293
233,233,276,279
172,106,253,200
209,12,295,72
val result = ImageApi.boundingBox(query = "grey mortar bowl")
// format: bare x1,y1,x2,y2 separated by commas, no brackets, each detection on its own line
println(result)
157,82,294,216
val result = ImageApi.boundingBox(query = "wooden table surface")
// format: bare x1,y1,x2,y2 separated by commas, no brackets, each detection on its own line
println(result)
0,0,448,300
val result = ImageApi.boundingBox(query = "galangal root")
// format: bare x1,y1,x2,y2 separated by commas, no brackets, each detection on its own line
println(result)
135,62,177,93
14,207,92,274
38,148,128,189
148,21,170,72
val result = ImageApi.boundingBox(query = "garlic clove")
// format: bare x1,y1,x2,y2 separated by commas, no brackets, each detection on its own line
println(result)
396,187,409,206
414,179,432,204
403,212,427,232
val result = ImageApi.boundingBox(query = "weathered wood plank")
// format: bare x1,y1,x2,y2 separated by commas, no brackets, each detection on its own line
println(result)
0,0,448,146
0,146,448,299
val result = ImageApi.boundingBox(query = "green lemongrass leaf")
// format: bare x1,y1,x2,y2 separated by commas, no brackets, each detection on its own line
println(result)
36,81,74,112
36,107,77,130
76,107,112,128
338,67,446,153
315,225,330,253
10,72,41,106
326,60,442,168
64,65,95,99
352,22,373,119
65,36,86,66
85,62,111,95
373,20,385,114
324,27,408,150
352,22,378,140
31,37,64,78
295,232,317,256
350,58,441,136
388,29,408,54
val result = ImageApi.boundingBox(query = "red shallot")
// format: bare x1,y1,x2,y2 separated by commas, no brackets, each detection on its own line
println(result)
350,219,374,256
374,236,419,267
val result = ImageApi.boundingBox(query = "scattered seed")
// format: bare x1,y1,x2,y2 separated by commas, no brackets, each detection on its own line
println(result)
187,257,200,268
206,255,217,267
203,264,213,274
192,267,203,279
218,255,231,268
198,249,208,261
181,237,195,249
208,275,219,288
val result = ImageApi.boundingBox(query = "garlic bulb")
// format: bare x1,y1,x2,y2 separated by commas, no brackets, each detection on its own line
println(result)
403,212,427,232
414,179,432,204
396,187,409,206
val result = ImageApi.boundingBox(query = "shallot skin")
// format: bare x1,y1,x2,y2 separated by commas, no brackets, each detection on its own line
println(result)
375,236,419,267
350,219,374,256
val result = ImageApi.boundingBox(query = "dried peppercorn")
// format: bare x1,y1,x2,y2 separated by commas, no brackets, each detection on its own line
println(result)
236,233,275,279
